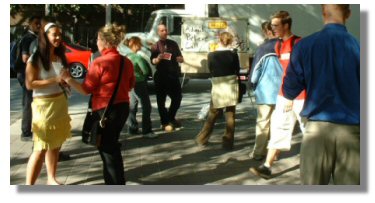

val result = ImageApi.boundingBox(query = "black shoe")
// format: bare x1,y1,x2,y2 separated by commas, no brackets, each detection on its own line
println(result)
171,120,182,128
249,154,265,161
21,136,32,142
59,152,71,161
249,165,271,179
222,136,233,150
128,128,140,135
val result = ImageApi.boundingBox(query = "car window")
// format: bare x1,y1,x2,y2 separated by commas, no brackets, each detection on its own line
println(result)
170,16,182,35
159,16,167,27
144,13,156,33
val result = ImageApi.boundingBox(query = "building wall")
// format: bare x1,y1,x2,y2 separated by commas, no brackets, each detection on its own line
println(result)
217,4,360,53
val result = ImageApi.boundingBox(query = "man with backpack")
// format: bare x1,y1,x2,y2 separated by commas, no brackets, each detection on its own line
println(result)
15,16,41,141
248,21,283,161
250,11,306,179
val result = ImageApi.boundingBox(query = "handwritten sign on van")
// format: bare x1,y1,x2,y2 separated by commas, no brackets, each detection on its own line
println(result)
181,17,249,52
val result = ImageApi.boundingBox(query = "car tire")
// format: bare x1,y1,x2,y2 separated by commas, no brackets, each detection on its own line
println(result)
69,63,85,78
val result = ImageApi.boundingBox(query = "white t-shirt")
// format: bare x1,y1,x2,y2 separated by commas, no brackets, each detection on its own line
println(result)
27,55,63,97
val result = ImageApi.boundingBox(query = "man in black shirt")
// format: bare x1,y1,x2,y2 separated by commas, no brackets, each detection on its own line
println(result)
150,24,184,132
17,16,41,141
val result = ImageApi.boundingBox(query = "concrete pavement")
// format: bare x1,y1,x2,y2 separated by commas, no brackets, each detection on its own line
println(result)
10,78,303,185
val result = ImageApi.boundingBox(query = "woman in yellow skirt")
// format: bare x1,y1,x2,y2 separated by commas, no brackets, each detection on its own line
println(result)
25,22,71,185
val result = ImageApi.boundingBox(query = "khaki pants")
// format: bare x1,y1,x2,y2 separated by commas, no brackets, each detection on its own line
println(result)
251,104,275,157
196,102,236,147
300,121,360,185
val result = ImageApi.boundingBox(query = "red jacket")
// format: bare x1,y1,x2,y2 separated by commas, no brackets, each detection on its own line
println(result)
82,48,135,111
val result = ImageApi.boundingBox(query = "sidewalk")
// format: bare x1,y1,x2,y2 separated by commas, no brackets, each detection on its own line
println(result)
10,80,303,185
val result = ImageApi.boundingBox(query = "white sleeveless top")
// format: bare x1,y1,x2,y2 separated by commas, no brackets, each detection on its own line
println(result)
28,55,63,97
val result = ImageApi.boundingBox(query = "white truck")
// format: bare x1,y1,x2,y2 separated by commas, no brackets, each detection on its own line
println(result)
119,5,359,80
180,17,250,79
118,9,251,80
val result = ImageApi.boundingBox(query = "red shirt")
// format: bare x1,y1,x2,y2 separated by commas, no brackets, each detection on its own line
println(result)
275,36,305,100
82,48,135,111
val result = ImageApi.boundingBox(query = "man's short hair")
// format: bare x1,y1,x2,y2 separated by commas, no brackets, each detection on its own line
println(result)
322,4,351,19
28,15,41,23
271,10,292,29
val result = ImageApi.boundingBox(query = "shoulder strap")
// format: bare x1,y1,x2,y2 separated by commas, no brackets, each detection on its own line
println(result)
156,40,162,53
276,35,300,57
156,41,159,52
99,57,125,127
291,35,300,47
276,38,282,57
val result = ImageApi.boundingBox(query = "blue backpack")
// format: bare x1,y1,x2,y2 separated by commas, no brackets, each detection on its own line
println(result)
10,38,24,73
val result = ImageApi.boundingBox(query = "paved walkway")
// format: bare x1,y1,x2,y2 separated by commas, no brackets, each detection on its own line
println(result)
10,79,302,185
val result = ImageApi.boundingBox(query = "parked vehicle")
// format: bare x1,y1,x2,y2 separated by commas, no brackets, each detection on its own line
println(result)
64,42,92,78
123,5,359,81
119,10,250,80
180,17,250,79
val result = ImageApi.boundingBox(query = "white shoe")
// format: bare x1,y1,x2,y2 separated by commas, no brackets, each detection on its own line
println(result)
142,132,158,139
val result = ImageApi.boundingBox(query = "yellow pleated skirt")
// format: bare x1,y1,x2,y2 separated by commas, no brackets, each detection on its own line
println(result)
31,93,71,151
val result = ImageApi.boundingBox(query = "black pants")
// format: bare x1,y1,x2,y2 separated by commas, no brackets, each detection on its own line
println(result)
17,73,33,138
153,72,182,125
98,102,129,185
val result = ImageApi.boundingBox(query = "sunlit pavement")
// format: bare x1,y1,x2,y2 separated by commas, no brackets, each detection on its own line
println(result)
10,78,302,185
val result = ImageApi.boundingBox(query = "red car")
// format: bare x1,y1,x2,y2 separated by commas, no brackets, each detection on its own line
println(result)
64,42,92,78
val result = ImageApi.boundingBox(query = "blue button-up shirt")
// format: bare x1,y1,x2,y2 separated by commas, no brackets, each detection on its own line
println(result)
282,23,360,124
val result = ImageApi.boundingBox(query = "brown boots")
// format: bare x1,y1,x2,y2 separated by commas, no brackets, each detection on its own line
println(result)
195,105,235,150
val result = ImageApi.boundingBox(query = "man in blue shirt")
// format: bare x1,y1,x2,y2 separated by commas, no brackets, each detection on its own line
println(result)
282,4,360,184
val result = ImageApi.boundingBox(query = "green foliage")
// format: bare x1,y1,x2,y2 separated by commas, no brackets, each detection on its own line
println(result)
11,4,184,29
10,4,184,48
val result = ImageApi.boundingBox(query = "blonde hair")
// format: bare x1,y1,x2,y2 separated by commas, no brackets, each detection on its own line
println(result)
219,32,233,47
98,23,126,47
124,36,142,48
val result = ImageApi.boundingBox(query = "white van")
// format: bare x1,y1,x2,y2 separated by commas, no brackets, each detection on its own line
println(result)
118,9,251,80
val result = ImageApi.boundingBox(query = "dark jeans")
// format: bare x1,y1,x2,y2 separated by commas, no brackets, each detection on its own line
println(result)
98,102,129,185
153,71,182,125
17,73,33,138
127,81,152,134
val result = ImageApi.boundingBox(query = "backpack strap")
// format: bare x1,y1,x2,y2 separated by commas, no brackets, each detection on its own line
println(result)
276,38,283,57
291,35,300,47
276,35,301,57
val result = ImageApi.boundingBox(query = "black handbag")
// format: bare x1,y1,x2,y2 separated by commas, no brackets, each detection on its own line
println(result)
231,49,246,103
81,96,103,147
238,81,247,103
81,57,125,147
